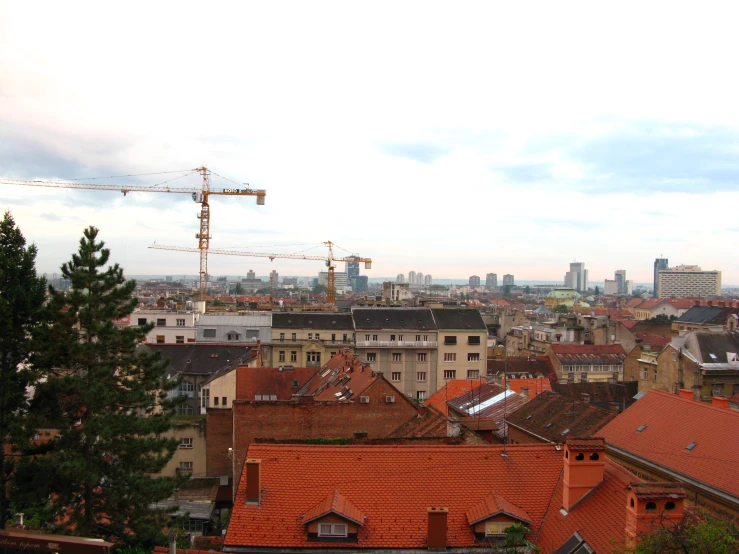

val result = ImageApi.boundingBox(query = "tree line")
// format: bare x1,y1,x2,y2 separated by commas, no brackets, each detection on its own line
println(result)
1,212,184,550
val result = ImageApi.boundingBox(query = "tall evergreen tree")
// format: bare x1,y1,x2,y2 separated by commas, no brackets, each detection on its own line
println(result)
29,226,182,546
0,211,46,529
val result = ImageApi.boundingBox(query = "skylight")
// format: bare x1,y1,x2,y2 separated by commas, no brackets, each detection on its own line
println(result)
637,425,647,432
686,442,697,451
545,423,553,429
561,429,570,436
709,353,718,360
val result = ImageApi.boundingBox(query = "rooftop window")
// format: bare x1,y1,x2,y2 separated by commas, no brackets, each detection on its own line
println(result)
686,442,697,451
637,425,647,432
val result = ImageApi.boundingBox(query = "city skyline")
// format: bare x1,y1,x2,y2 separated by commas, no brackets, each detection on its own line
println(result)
2,3,738,284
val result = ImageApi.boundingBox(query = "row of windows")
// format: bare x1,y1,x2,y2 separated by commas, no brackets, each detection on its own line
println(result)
278,332,351,341
139,318,187,327
389,369,480,381
367,352,431,362
565,364,621,373
278,351,299,362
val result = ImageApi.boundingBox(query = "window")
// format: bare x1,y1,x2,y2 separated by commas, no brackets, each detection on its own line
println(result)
641,368,648,380
279,332,285,341
467,370,480,379
365,334,370,341
203,328,216,338
227,332,240,341
468,336,481,345
372,334,378,341
176,318,185,327
330,351,337,358
390,334,396,341
367,352,377,362
179,461,193,472
485,522,512,536
156,335,165,344
468,353,480,362
418,353,427,362
445,336,457,345
331,333,336,342
646,502,657,512
391,372,401,381
417,391,426,400
444,370,457,379
392,352,402,362
222,396,227,406
137,318,147,325
291,351,297,362
398,335,403,341
343,333,348,342
423,335,428,341
308,333,313,340
176,336,184,344
444,353,456,362
279,351,285,362
307,352,321,364
665,501,676,511
417,372,427,381
416,335,421,341
653,369,658,382
201,389,209,407
180,438,193,449
157,318,166,326
214,397,219,406
318,523,347,537
315,333,320,340
292,332,297,341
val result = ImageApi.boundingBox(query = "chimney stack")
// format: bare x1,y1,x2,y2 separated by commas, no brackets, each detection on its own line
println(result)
626,483,685,548
679,389,694,400
562,437,605,512
712,396,729,409
427,507,448,550
447,418,461,438
245,459,261,504
521,386,529,398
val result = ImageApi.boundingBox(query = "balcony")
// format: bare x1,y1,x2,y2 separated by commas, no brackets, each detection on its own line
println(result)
355,340,437,348
274,338,354,346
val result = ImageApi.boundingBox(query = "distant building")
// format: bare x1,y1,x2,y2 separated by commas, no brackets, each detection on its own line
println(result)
282,277,298,287
615,270,626,295
653,258,669,297
396,274,405,283
564,262,588,292
382,281,412,302
417,272,424,285
503,274,515,287
424,274,432,286
408,270,416,285
469,275,481,287
603,279,618,296
355,275,368,292
485,273,497,288
269,270,279,287
318,271,350,292
247,269,256,281
657,265,721,298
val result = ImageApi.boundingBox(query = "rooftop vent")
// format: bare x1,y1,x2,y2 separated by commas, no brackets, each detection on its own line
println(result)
561,429,570,435
637,425,647,432
545,423,553,429
686,442,697,451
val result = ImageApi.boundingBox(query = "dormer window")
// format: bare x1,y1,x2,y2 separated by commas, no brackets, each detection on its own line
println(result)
485,522,512,536
318,523,347,537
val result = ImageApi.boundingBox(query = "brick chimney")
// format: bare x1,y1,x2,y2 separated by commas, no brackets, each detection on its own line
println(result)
521,386,529,398
712,397,729,409
679,389,694,400
245,459,261,504
626,483,685,548
562,437,605,512
447,418,461,438
427,507,448,550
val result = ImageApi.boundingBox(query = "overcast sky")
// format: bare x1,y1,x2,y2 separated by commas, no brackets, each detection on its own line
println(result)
2,1,738,285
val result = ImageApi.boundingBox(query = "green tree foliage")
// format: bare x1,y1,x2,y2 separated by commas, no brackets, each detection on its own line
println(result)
0,211,46,529
554,304,570,313
503,285,512,297
594,285,600,296
624,509,738,554
645,314,677,324
25,227,183,546
312,283,328,294
229,282,245,295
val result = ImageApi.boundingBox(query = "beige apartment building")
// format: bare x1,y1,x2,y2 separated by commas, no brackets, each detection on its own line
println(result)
155,420,206,478
270,312,355,368
657,265,721,298
127,309,199,344
353,308,438,401
433,308,488,386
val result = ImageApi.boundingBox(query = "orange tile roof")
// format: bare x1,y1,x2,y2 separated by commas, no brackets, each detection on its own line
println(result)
501,377,552,396
235,366,319,400
300,350,378,401
620,320,640,330
536,459,636,553
225,443,564,549
625,298,645,308
303,489,365,525
424,379,487,416
466,491,532,525
599,389,739,497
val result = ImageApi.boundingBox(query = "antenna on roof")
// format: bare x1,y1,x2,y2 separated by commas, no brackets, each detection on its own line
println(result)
502,348,508,457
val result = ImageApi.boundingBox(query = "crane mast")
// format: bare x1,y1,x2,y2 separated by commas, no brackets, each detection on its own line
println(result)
149,241,372,305
1,167,266,303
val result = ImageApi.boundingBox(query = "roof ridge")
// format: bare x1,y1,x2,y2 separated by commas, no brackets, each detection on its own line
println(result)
646,389,739,417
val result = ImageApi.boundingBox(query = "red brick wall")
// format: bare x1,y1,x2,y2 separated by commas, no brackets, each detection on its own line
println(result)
228,379,418,479
205,408,233,478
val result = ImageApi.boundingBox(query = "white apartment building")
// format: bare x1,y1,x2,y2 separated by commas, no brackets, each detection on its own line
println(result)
383,281,412,302
129,310,199,344
658,265,721,298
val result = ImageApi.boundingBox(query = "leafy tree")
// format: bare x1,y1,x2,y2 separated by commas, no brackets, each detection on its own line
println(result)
554,304,570,313
0,211,46,529
256,287,273,295
312,284,328,294
26,227,182,546
503,285,512,297
622,509,738,554
524,285,531,295
594,285,600,296
230,282,245,295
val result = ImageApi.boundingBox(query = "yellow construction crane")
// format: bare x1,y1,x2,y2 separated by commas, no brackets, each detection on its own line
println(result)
1,167,266,301
149,241,372,304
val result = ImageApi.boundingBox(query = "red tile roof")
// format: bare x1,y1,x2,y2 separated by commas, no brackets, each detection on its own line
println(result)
501,377,552,396
235,366,319,400
424,379,487,416
620,320,640,330
625,298,645,308
301,350,378,401
388,406,450,439
225,443,564,549
536,459,636,553
303,489,365,525
628,482,686,500
466,491,532,525
599,389,739,497
635,333,671,350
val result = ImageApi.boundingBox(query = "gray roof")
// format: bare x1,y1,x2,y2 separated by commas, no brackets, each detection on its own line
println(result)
677,306,736,325
196,313,272,327
272,312,354,330
352,308,437,330
686,330,739,364
431,308,486,330
140,344,254,378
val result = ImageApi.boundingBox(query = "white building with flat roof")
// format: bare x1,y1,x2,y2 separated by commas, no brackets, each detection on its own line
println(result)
657,265,721,298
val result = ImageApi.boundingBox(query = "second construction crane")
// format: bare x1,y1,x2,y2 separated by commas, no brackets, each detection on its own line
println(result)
149,241,372,304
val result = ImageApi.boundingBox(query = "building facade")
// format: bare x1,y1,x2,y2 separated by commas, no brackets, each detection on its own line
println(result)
433,308,487,385
485,273,497,288
502,274,514,287
657,265,721,298
564,262,588,292
469,275,481,287
129,309,199,344
271,313,355,368
653,257,669,297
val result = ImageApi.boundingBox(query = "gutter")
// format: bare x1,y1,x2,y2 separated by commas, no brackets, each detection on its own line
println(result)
606,443,739,508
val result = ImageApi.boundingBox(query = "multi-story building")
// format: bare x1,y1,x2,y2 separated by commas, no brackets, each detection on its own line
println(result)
246,269,256,280
271,312,355,368
408,271,417,285
564,262,588,292
355,275,369,292
502,274,515,287
424,274,432,286
433,308,487,385
382,281,412,302
396,274,405,283
353,308,438,401
196,312,271,346
657,265,721,298
603,279,618,296
128,309,199,344
653,257,669,297
469,275,481,287
345,256,360,288
318,271,350,292
269,270,279,287
615,270,626,295
547,344,626,383
485,273,497,288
